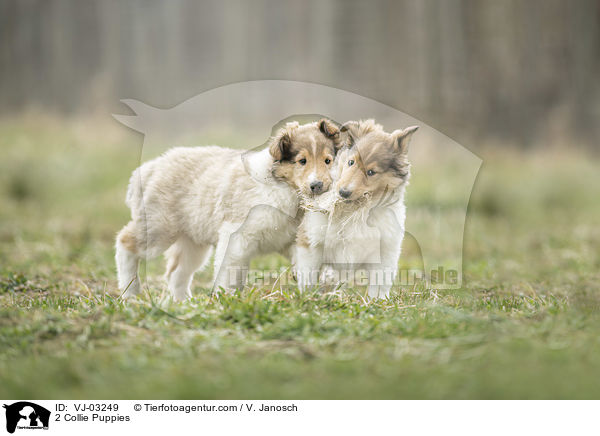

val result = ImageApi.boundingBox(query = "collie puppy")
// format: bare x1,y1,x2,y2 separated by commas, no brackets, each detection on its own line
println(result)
295,120,418,299
116,119,341,301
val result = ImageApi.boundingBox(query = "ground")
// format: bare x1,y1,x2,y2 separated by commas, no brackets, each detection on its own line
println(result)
1,115,599,399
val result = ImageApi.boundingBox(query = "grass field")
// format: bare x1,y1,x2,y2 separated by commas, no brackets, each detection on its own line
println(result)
1,115,600,399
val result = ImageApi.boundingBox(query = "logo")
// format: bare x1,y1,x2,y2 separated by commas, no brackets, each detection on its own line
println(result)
3,402,50,434
113,81,481,291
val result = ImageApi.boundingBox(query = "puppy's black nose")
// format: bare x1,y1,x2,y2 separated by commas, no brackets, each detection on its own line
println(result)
339,188,352,199
310,181,324,194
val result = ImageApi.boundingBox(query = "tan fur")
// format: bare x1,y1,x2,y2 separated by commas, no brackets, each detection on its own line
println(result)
295,220,311,249
271,119,341,197
336,119,415,202
117,222,138,253
339,119,380,141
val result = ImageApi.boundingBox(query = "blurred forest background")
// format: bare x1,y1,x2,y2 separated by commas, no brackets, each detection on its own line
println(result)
1,0,599,149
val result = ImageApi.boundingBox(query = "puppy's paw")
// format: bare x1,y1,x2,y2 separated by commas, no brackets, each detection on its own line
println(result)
120,279,141,300
367,285,391,300
320,267,339,286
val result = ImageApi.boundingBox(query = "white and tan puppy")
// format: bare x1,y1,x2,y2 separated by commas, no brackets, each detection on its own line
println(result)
116,119,340,301
295,119,418,299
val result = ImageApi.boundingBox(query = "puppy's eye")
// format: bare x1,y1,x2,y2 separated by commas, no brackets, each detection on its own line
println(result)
298,158,307,165
325,158,331,164
348,160,355,166
367,169,376,176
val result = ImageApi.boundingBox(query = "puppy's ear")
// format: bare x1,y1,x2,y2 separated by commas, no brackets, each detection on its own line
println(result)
340,121,361,149
269,129,294,162
319,118,340,139
340,121,360,137
391,126,419,154
319,118,343,152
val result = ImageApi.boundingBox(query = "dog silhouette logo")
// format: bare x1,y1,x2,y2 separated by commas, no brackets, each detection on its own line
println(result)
3,402,50,434
114,80,481,290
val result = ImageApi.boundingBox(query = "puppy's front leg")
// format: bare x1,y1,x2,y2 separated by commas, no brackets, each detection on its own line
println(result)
295,244,323,292
366,263,397,299
366,209,404,299
295,210,328,292
213,224,255,293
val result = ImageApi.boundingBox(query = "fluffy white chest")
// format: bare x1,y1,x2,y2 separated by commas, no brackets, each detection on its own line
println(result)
319,201,406,266
244,147,299,218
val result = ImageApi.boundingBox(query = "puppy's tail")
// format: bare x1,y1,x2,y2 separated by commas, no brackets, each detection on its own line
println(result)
125,169,137,208
125,168,147,216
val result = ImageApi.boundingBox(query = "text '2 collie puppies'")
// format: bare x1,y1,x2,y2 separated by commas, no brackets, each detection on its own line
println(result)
295,119,419,299
116,118,340,301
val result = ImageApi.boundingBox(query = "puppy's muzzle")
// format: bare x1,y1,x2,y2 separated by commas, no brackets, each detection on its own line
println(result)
310,181,324,194
339,188,352,199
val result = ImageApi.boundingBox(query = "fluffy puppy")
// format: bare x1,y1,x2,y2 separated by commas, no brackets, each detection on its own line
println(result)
116,119,340,301
295,119,418,299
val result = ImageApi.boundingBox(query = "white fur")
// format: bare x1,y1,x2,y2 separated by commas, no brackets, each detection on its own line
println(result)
116,145,299,301
295,153,407,299
241,147,274,184
116,234,141,295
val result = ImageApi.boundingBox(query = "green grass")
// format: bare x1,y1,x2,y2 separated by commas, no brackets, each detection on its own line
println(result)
1,115,600,399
